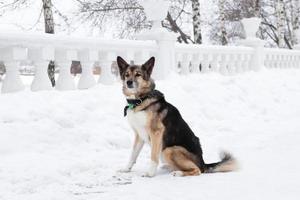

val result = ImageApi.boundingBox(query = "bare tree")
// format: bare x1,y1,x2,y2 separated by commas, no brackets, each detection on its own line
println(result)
76,0,195,43
75,0,147,38
191,0,202,44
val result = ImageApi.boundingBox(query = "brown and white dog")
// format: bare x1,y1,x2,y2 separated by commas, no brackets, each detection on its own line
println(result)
117,56,238,177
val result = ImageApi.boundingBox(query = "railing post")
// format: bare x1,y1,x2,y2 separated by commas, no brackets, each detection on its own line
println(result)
55,49,77,90
137,0,176,79
240,17,265,71
98,51,115,85
78,49,97,89
29,47,54,91
0,47,27,93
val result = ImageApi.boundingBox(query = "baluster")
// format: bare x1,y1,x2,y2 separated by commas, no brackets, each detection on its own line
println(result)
285,55,289,68
29,47,54,91
210,54,219,72
0,47,27,93
295,56,300,68
293,56,298,68
266,54,271,68
273,55,278,68
288,55,293,68
55,49,77,90
187,54,193,73
283,55,287,68
264,54,270,68
201,54,209,73
235,54,243,73
240,54,247,72
98,51,115,85
279,55,284,68
191,54,201,73
270,54,274,68
227,54,236,75
78,49,98,89
219,54,229,75
244,54,252,72
272,55,277,68
180,54,190,75
176,53,183,74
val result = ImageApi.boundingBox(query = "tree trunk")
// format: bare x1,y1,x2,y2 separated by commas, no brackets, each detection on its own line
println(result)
42,0,54,34
254,0,260,17
292,0,300,44
42,0,55,86
219,0,228,45
191,0,202,44
277,0,285,48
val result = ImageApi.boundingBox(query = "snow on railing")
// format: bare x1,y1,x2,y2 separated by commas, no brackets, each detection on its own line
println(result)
0,31,300,94
0,32,157,93
175,44,254,75
264,48,300,69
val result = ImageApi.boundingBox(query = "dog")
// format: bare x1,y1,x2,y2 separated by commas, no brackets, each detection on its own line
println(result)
117,56,238,177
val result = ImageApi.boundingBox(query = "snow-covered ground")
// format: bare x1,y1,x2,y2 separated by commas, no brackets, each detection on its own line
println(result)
1,69,300,200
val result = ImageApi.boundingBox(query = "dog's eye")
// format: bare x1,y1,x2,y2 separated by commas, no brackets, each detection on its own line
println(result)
125,73,130,78
135,73,141,77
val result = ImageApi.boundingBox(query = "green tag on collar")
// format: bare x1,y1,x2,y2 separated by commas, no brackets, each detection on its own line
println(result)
128,104,135,109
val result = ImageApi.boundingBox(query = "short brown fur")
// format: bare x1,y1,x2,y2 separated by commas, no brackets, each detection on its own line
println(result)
163,146,201,176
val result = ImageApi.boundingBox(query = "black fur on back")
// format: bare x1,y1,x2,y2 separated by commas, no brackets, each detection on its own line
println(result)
145,89,236,173
145,90,207,171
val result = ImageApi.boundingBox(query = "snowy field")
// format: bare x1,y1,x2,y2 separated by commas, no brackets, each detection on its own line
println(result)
1,69,300,200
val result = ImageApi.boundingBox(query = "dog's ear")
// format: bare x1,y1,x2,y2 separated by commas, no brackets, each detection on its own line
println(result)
117,56,129,78
142,57,155,78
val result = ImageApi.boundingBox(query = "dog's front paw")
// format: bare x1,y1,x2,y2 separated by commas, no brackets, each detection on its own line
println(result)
118,167,131,173
141,161,158,177
171,171,184,177
141,171,156,178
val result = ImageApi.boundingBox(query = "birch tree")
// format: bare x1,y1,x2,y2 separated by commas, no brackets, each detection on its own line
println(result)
277,0,285,48
42,0,54,34
219,0,228,45
292,0,300,44
42,0,55,86
191,0,202,44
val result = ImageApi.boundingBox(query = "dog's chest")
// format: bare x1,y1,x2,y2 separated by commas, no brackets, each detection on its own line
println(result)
126,110,150,143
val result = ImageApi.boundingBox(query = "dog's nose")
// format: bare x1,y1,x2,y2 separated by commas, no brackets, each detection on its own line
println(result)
127,80,133,88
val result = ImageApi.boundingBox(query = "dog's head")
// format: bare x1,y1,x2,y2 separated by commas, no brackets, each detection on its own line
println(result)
117,56,155,98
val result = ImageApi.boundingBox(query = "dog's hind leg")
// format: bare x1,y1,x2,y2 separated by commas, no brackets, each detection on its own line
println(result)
162,146,201,177
119,131,144,173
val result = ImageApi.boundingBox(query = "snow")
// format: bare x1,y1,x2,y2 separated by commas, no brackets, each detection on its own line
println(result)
1,69,300,200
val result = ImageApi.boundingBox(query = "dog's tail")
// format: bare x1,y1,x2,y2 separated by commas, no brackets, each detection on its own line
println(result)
204,152,239,173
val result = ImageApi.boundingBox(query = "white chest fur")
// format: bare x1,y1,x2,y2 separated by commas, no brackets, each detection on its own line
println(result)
127,109,150,143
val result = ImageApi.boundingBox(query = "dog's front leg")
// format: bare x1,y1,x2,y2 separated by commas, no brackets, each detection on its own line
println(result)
143,131,162,177
119,131,144,173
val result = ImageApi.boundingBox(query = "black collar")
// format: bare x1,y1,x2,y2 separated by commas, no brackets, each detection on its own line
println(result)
123,90,164,117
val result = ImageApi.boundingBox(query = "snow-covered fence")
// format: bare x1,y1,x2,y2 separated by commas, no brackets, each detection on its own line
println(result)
1,31,300,94
175,44,254,75
264,48,300,69
0,32,157,93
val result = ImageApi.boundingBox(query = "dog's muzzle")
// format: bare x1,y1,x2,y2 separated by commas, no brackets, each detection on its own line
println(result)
126,80,134,88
